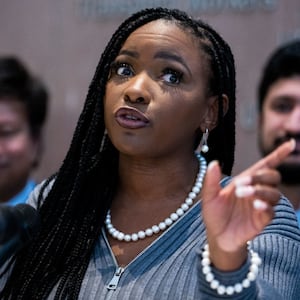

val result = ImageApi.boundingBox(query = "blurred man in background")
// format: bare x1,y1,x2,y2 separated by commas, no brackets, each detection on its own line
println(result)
257,40,300,227
0,56,49,205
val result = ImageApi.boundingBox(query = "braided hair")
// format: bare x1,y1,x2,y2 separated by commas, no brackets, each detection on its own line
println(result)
0,7,236,299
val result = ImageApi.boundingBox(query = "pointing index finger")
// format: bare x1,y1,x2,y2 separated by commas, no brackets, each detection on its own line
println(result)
248,139,296,172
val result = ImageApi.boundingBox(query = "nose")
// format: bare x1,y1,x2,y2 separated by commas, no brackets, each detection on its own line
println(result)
124,72,151,104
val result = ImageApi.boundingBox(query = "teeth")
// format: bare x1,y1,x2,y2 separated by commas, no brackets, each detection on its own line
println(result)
125,115,138,120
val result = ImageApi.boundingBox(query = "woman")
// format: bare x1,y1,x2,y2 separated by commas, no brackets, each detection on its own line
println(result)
0,7,299,299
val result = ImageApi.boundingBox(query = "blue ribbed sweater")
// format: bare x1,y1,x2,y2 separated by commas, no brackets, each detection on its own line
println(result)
2,179,300,299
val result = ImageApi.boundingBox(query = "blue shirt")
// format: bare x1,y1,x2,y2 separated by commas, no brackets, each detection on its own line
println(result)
296,209,300,228
7,180,36,206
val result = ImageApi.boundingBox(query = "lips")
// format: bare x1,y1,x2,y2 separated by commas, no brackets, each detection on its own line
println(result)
115,107,150,129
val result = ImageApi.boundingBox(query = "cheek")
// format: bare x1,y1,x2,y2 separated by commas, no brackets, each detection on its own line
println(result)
5,135,37,163
262,111,284,133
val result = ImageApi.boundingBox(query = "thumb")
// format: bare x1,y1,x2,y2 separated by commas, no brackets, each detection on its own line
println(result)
202,160,222,203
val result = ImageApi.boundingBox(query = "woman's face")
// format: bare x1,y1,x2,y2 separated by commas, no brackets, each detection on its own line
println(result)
104,19,216,158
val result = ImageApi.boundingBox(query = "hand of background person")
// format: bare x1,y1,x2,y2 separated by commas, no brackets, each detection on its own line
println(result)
201,139,295,271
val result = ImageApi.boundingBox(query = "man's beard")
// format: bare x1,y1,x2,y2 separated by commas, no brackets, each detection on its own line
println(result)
258,133,300,185
277,164,300,185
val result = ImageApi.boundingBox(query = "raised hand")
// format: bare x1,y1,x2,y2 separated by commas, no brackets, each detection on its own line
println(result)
201,139,295,270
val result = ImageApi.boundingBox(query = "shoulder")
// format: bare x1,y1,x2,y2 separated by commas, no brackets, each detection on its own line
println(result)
26,177,55,209
265,195,300,240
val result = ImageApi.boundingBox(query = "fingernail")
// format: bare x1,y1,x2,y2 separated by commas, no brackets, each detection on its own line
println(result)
235,185,255,197
234,176,252,187
290,139,296,151
207,160,219,171
253,199,268,210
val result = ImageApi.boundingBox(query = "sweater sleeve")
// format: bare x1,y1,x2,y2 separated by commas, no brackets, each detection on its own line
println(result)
197,195,300,299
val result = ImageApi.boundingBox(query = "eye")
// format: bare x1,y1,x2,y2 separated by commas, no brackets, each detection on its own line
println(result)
161,68,183,84
111,62,134,77
271,100,293,113
0,128,20,139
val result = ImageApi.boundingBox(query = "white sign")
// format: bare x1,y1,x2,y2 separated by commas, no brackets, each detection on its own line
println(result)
77,0,278,19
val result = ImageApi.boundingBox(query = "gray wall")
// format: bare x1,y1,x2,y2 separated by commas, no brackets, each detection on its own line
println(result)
1,0,300,181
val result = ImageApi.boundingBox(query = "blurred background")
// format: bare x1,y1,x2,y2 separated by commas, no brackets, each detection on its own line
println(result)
1,0,300,181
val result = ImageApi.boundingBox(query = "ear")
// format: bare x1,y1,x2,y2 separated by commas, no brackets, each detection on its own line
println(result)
200,94,229,131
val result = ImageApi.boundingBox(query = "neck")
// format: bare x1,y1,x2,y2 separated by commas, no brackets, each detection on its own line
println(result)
116,154,199,206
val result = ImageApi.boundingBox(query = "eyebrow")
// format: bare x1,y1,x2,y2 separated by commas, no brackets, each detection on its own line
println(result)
118,49,139,58
154,51,191,75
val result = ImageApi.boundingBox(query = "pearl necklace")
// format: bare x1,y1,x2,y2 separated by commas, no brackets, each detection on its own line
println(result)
105,153,207,242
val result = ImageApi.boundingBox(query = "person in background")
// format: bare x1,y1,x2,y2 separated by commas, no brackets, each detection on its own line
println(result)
257,40,300,226
0,56,49,205
0,7,299,299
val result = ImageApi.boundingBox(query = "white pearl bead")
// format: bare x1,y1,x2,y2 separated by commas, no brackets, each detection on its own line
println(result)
252,255,262,265
185,198,193,206
247,271,256,281
108,228,116,234
201,257,210,266
145,228,153,236
250,264,259,274
124,234,131,242
195,182,202,188
192,186,200,193
188,192,196,199
181,203,189,211
158,222,166,230
210,279,219,289
176,208,184,216
117,232,124,240
201,144,209,153
225,286,234,295
170,213,178,221
202,250,209,258
106,223,113,229
242,278,250,288
234,283,243,293
131,233,138,241
137,231,146,239
205,273,214,282
164,218,172,226
152,225,160,233
202,265,211,274
217,285,226,295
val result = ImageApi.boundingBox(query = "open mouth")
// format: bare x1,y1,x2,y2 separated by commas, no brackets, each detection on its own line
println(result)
115,107,150,129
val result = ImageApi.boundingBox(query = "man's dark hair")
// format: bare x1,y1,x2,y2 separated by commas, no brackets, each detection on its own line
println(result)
258,39,300,112
0,56,49,138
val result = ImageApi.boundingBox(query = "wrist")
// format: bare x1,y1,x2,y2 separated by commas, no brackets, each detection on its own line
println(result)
208,241,248,271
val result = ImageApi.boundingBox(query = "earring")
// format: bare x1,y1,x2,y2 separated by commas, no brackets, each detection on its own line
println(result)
196,128,209,154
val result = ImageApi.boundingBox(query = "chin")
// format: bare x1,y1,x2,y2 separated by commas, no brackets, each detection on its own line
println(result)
277,163,300,185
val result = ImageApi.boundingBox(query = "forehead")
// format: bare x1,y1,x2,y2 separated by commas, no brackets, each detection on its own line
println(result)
122,19,201,57
0,98,27,121
265,76,300,102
